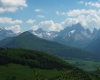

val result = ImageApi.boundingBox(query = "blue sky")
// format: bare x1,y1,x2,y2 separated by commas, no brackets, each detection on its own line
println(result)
1,0,100,33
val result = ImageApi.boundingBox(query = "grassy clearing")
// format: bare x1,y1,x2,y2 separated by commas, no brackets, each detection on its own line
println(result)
0,64,60,80
65,59,100,71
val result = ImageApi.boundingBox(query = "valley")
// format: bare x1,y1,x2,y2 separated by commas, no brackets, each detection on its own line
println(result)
1,0,100,79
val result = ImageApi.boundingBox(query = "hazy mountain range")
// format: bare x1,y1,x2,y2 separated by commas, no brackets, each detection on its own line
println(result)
1,23,100,52
29,23,100,48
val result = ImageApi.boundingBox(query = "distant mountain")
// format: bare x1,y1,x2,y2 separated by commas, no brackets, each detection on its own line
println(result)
0,27,16,40
30,23,92,48
0,31,99,60
29,28,59,40
30,23,100,48
53,23,91,48
59,23,85,35
85,37,100,53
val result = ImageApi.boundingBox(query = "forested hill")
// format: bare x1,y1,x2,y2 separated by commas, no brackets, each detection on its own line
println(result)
0,31,99,60
0,48,99,80
0,48,73,69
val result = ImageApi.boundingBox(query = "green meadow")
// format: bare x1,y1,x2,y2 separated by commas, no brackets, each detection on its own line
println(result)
0,64,61,80
65,59,100,71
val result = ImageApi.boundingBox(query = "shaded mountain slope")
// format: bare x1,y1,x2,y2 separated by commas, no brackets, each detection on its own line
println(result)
0,37,16,47
85,37,100,53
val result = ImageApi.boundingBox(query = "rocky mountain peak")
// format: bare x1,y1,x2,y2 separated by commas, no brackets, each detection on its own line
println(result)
72,23,85,31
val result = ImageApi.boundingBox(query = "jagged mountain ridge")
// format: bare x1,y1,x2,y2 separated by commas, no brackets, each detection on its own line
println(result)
29,23,100,48
29,28,59,40
1,23,100,48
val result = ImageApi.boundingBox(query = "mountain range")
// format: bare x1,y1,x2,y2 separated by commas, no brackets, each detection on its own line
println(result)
29,23,100,48
1,23,100,49
1,23,100,54
0,31,99,61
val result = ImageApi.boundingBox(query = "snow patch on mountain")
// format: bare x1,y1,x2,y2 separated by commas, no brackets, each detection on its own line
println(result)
70,30,76,34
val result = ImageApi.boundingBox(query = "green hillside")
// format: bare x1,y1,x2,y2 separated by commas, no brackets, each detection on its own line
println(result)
0,48,99,80
0,48,73,69
1,31,98,60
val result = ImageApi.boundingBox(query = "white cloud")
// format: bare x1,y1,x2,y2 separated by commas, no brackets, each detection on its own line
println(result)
56,11,66,15
0,0,27,13
31,14,100,31
31,20,63,31
37,15,45,18
6,25,21,33
0,17,23,24
85,2,100,8
35,9,41,12
56,9,98,16
86,14,100,29
62,14,100,30
67,9,97,17
0,7,18,13
56,11,60,15
61,18,79,27
78,1,84,4
27,19,36,24
31,25,39,31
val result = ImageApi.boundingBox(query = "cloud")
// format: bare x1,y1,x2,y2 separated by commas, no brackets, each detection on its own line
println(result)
63,14,100,30
6,25,21,33
78,1,84,4
67,9,97,17
86,14,100,30
56,11,60,15
61,18,79,27
27,19,36,24
56,11,66,15
57,9,98,17
0,7,18,13
31,25,39,31
62,14,100,30
0,0,27,13
85,2,100,8
0,17,23,24
31,14,100,31
37,15,45,18
35,9,41,12
31,20,63,31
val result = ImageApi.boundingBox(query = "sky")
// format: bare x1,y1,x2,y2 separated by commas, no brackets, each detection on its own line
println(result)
1,0,100,33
